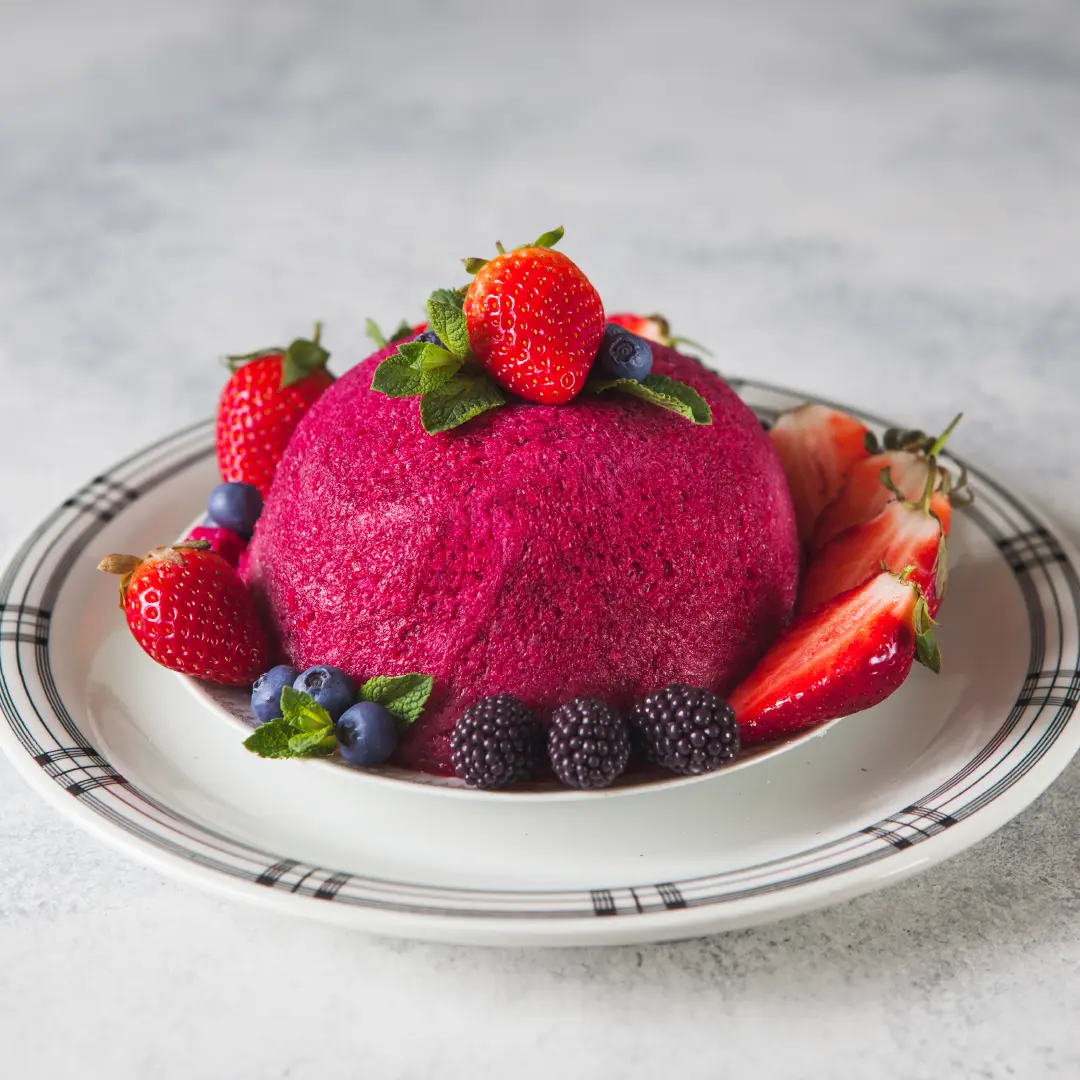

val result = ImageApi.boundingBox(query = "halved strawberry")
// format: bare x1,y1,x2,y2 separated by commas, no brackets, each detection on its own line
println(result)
812,415,962,550
769,404,871,548
731,569,939,744
798,464,950,618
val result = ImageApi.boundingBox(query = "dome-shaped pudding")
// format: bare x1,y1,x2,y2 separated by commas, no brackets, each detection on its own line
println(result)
242,343,799,774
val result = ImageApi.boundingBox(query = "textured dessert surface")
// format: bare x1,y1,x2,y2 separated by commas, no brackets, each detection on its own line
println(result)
244,343,799,773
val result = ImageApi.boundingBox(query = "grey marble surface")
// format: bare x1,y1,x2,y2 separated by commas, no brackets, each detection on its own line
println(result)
2,1,1079,1076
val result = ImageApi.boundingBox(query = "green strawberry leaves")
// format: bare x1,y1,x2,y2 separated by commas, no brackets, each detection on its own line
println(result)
462,226,564,274
225,322,332,388
243,677,435,760
281,323,332,388
371,288,507,433
365,318,416,351
529,225,564,250
584,372,712,426
913,591,942,674
358,673,434,725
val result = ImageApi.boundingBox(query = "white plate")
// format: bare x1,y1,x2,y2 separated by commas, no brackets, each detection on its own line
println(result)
2,379,1078,946
181,669,843,801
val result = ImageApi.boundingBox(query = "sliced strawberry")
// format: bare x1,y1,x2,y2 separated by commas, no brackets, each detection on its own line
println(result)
813,451,932,550
813,414,963,550
798,471,950,618
769,404,870,548
731,569,939,744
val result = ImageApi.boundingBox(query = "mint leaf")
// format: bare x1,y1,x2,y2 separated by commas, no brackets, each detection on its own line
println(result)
359,674,434,726
586,373,712,425
243,690,338,759
243,720,294,758
426,290,470,359
419,373,505,433
371,342,463,398
428,287,465,312
287,730,337,756
365,318,387,349
280,686,334,734
281,325,330,388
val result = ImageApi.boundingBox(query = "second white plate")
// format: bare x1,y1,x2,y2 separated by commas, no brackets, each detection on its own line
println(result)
0,378,1076,946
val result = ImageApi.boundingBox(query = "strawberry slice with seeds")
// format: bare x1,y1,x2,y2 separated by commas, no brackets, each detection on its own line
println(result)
731,568,939,744
798,461,951,618
813,414,963,550
769,404,871,549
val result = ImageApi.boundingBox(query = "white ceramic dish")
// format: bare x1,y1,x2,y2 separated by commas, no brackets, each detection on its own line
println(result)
1,378,1077,946
180,674,843,800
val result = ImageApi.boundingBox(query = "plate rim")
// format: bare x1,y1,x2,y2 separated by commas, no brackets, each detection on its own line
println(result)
2,381,1077,945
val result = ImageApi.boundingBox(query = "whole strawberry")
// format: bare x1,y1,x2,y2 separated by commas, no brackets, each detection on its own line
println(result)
216,323,333,497
98,541,268,685
462,227,605,404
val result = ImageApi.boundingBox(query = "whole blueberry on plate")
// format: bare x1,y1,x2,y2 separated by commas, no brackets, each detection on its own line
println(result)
206,482,263,538
250,664,300,724
336,702,398,766
293,665,355,720
595,324,653,382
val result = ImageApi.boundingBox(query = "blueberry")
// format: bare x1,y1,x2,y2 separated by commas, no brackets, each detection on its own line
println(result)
293,665,356,720
336,702,399,767
595,324,653,382
250,664,300,724
207,482,263,538
415,329,446,349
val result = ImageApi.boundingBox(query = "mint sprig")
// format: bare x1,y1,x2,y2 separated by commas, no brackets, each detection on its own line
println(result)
358,673,434,725
243,676,436,759
371,287,508,434
243,686,336,759
584,372,712,426
371,341,463,397
425,289,470,358
420,373,505,433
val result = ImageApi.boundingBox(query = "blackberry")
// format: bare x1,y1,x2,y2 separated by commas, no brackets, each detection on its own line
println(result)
547,698,631,789
630,684,739,776
450,695,542,789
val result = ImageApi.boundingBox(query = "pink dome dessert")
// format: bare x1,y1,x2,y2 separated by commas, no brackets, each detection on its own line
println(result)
242,342,799,774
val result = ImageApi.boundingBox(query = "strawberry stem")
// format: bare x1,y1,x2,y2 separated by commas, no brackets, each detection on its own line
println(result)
495,241,506,255
928,412,963,457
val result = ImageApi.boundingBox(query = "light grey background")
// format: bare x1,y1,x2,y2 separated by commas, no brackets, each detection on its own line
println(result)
2,1,1079,1076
